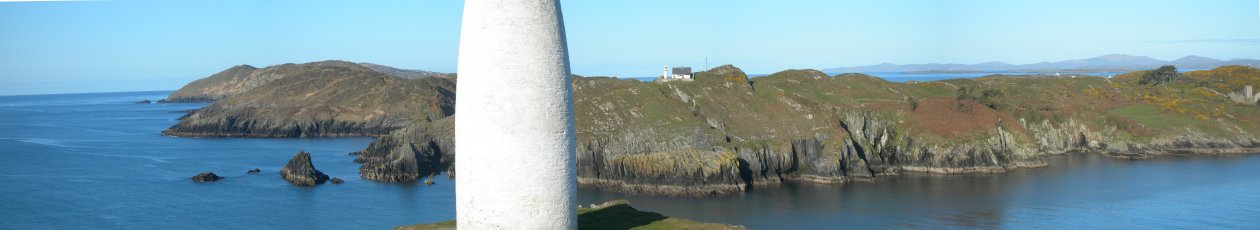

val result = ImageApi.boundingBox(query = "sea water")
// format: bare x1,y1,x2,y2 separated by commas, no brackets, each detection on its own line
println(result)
2,91,1258,229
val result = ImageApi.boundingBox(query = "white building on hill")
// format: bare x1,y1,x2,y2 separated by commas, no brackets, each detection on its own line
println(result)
659,65,694,82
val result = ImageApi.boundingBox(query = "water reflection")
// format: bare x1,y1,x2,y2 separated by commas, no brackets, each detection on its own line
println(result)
577,153,1260,229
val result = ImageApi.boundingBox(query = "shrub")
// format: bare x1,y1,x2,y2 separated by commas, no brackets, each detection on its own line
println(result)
1139,65,1180,85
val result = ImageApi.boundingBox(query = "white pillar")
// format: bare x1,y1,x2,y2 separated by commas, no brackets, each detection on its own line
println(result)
455,0,577,229
665,64,675,79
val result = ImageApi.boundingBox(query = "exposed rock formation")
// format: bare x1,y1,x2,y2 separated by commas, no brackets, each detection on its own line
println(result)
191,172,223,182
330,177,344,184
246,168,261,174
135,100,153,104
578,147,744,197
167,63,1260,197
280,151,329,186
162,64,455,138
352,118,454,182
1228,85,1259,105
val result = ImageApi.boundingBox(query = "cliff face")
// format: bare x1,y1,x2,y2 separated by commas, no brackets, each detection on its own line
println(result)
352,117,454,182
162,64,455,138
169,62,1260,196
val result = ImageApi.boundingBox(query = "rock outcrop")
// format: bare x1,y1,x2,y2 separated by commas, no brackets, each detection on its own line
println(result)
1228,85,1259,105
166,63,1260,197
330,177,344,184
162,64,455,138
280,151,330,186
246,168,261,174
191,172,223,182
353,118,454,182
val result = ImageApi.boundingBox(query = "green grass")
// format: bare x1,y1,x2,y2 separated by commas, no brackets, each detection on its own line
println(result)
1108,104,1225,136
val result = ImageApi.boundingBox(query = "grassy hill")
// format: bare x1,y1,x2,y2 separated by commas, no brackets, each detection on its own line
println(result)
164,62,1260,196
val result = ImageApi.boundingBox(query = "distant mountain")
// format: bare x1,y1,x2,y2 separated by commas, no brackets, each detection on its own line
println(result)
825,54,1260,73
1171,55,1223,66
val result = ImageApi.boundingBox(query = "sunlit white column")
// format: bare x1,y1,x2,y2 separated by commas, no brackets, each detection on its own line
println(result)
454,0,577,229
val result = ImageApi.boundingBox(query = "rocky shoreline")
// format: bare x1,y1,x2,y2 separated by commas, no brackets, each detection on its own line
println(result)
161,61,1260,197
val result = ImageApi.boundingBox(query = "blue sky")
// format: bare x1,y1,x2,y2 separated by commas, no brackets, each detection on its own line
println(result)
1,0,1258,95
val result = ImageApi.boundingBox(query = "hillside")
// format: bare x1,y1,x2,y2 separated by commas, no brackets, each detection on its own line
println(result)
162,61,443,102
358,63,443,79
165,63,1260,197
163,64,454,137
826,54,1260,73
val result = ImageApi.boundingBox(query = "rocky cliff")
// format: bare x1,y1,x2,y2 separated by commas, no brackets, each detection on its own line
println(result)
163,61,444,103
168,62,1260,196
162,63,454,138
352,117,454,182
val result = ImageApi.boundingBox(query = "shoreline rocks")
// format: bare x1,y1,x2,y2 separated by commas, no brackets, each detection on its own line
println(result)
191,172,223,182
280,151,330,186
162,63,1260,197
330,177,344,184
354,119,454,182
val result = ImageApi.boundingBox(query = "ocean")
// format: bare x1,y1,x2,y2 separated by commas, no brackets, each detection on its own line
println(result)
1,91,1258,229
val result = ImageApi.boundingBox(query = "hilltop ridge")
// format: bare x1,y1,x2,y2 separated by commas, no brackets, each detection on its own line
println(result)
162,61,444,103
826,54,1260,73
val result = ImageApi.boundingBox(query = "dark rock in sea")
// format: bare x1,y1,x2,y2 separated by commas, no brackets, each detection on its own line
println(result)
191,172,223,182
247,168,261,174
330,177,344,184
170,63,1260,197
135,100,153,104
280,151,330,186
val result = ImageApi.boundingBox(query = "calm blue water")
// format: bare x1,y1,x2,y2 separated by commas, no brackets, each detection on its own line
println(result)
3,91,1259,229
583,152,1260,229
0,91,454,229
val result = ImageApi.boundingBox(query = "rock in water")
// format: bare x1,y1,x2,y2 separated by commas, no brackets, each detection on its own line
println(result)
134,100,153,104
246,168,261,174
191,172,223,182
330,177,344,184
280,151,329,186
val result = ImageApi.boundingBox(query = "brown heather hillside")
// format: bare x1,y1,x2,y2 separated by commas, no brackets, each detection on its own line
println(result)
163,60,445,102
163,63,454,138
165,63,1260,196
